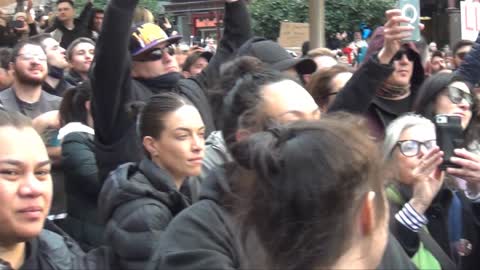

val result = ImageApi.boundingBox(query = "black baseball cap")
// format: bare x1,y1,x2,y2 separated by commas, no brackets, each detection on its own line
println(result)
237,37,317,75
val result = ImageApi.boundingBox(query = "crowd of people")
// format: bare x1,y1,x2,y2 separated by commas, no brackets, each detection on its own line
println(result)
0,0,480,269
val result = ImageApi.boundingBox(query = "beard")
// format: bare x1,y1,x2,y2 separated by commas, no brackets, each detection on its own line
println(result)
14,66,46,87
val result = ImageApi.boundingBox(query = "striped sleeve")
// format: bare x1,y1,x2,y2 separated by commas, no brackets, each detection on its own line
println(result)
395,203,428,232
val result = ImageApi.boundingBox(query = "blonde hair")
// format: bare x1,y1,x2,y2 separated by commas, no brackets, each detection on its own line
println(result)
133,7,155,25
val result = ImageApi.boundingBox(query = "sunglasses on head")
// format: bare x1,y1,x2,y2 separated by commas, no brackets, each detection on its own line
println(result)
445,86,474,106
392,49,415,62
396,139,437,157
133,46,175,62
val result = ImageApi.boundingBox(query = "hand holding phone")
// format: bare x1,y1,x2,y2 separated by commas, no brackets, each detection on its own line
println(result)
397,0,421,41
435,114,464,170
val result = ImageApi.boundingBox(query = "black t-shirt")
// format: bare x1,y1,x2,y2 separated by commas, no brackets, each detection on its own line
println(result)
15,95,42,119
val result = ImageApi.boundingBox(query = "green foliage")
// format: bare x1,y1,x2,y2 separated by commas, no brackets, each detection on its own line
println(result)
249,0,396,40
249,0,308,40
139,0,161,14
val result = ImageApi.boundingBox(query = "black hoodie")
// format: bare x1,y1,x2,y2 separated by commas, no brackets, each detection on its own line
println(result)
363,27,426,139
98,158,190,270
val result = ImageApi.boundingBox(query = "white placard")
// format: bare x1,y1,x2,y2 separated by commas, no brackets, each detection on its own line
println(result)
461,0,480,41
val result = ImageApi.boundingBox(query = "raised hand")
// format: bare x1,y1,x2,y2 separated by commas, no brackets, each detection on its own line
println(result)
26,0,33,11
378,9,414,64
447,148,480,183
409,147,444,214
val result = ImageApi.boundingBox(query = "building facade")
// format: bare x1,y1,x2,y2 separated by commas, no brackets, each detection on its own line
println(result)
421,0,463,48
163,0,225,44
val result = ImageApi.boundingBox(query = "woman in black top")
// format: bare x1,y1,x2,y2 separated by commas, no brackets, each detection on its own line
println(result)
98,92,205,270
0,109,85,269
57,81,102,251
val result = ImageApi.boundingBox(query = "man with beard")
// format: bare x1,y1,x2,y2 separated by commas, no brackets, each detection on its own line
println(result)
0,41,65,220
46,0,94,49
0,41,61,118
31,33,73,97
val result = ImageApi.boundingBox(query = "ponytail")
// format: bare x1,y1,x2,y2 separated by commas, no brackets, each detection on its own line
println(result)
59,81,92,127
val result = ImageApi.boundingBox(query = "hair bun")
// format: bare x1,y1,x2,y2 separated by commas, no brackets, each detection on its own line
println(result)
220,56,265,88
230,130,284,183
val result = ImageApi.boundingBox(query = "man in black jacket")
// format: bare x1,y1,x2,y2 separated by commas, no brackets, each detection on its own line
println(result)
47,0,93,49
90,0,252,182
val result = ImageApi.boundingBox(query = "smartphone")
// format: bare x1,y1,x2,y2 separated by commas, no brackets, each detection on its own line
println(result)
9,20,24,29
397,0,421,42
435,114,464,170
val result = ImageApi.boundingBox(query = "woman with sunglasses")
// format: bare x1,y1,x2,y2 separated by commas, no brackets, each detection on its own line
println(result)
413,73,480,185
384,113,480,270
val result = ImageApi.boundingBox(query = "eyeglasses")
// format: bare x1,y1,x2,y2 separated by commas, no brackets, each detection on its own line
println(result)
444,86,474,106
396,139,437,157
17,53,47,62
134,46,175,62
392,50,415,62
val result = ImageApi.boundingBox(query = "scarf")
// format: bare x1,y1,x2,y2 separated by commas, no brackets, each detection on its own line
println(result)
377,81,410,99
48,65,64,79
136,72,183,93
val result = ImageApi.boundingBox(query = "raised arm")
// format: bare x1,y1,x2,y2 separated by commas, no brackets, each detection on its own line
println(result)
89,0,137,145
456,32,480,86
76,0,94,30
328,9,413,114
195,0,252,91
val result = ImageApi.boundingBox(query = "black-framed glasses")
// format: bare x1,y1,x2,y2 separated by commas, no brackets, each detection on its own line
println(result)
134,46,175,62
445,86,474,106
392,49,415,62
396,139,437,157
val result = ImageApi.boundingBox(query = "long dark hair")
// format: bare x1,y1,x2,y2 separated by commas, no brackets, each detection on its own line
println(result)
59,81,92,127
412,72,480,146
230,114,387,270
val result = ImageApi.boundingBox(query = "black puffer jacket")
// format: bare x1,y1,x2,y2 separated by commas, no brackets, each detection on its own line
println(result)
149,165,416,270
90,0,251,182
98,158,190,270
8,220,116,270
60,131,103,250
149,165,252,270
